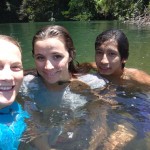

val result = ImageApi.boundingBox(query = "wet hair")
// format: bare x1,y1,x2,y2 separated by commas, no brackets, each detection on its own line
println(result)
95,29,129,68
32,25,78,74
0,34,22,52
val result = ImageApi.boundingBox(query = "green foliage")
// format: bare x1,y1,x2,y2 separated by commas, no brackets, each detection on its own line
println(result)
112,0,141,20
72,12,92,21
65,0,95,20
94,0,110,14
94,0,145,20
61,11,70,19
19,0,55,21
0,0,149,22
0,0,22,22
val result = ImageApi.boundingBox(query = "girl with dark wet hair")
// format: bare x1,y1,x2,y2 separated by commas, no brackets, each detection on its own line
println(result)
20,25,107,149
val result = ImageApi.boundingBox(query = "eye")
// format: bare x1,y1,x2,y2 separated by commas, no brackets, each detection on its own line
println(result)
35,55,45,61
107,49,118,57
108,52,117,56
11,65,23,71
53,54,63,60
96,50,103,55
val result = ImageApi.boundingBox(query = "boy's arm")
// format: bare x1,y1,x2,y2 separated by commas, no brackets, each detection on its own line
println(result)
77,62,97,73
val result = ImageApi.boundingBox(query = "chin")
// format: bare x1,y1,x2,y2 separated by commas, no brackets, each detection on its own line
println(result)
0,98,15,107
99,70,112,75
47,80,59,84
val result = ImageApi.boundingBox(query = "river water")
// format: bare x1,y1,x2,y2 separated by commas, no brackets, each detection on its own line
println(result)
0,21,150,73
0,21,150,150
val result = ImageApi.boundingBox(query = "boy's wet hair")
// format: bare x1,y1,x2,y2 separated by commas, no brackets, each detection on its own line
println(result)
95,29,129,68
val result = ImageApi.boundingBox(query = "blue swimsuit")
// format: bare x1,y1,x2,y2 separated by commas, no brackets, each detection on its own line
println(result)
0,102,29,150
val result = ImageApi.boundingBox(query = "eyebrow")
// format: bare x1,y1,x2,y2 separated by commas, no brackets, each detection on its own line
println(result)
34,53,42,56
12,61,22,65
95,48,103,51
0,60,22,63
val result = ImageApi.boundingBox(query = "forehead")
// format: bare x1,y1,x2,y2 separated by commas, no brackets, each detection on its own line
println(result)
98,39,118,50
0,39,21,60
102,39,117,46
34,37,67,53
35,36,65,45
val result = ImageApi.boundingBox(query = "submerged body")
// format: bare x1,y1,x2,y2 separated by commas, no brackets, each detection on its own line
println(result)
20,73,150,150
19,73,107,149
85,62,150,87
19,25,109,149
20,73,106,112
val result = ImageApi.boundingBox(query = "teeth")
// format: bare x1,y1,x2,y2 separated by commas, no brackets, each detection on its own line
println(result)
0,86,13,91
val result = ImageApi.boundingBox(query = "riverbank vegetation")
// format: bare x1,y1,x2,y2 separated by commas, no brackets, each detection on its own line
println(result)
0,0,150,26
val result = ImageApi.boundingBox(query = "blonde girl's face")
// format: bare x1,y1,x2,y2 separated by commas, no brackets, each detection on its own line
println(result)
34,37,72,87
0,39,23,109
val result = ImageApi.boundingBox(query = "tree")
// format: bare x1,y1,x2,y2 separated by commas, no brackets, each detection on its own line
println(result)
62,0,96,21
19,0,55,21
0,0,22,23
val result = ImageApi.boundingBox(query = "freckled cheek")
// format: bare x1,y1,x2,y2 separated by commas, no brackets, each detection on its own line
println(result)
57,62,67,69
35,61,45,69
15,71,23,80
95,54,106,61
95,58,101,68
95,56,101,63
110,59,122,70
15,72,24,90
57,60,69,70
112,57,121,64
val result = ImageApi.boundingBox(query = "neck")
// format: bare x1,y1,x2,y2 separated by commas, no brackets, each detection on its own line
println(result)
102,68,125,84
112,68,124,78
47,82,69,91
0,105,9,110
43,73,72,91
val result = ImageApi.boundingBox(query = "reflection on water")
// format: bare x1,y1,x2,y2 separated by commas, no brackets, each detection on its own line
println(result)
19,82,150,150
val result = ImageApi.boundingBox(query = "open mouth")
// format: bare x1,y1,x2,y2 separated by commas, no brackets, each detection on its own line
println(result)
0,86,14,91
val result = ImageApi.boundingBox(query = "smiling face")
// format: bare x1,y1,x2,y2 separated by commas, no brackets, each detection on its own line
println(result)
34,37,72,87
0,39,23,109
95,39,124,76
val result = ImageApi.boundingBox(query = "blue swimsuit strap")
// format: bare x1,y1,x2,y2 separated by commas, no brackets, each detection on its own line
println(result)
0,101,29,149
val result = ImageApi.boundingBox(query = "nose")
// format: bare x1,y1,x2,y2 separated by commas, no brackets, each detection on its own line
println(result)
0,67,14,81
101,54,109,64
44,60,54,70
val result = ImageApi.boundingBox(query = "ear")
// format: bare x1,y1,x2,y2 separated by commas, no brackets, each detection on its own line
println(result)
122,59,127,64
69,57,72,62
